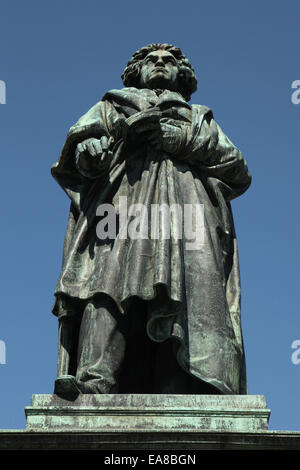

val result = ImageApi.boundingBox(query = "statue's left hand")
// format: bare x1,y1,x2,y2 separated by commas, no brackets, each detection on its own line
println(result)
147,118,186,155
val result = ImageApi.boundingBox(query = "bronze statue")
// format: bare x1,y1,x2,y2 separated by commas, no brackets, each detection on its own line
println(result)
51,44,251,396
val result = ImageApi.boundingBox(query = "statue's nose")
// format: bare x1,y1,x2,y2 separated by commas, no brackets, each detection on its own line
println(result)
155,58,165,67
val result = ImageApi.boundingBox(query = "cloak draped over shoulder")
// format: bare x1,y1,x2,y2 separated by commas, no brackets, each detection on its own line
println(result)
51,87,251,394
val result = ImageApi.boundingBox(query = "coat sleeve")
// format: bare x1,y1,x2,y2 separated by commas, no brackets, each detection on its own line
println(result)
50,101,116,210
181,105,251,201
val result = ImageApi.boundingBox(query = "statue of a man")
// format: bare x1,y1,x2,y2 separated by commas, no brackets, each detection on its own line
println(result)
51,44,251,396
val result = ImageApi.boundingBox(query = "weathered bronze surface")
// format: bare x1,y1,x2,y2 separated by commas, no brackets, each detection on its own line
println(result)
51,44,251,397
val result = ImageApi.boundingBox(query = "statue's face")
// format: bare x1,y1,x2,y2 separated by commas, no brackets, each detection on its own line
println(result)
139,49,179,91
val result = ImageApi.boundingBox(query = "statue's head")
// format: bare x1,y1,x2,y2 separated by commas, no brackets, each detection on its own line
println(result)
121,43,197,101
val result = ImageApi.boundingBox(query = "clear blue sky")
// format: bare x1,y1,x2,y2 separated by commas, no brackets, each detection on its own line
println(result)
1,0,300,431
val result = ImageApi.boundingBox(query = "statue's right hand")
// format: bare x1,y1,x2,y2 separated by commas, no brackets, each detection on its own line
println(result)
75,137,112,175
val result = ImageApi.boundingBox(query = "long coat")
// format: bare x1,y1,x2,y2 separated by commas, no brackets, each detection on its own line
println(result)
51,87,251,394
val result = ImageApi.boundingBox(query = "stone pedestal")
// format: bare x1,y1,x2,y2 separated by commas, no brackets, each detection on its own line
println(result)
1,395,300,449
25,394,270,433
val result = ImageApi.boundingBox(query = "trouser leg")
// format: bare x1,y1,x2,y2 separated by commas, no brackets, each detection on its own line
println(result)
56,317,75,377
76,295,126,393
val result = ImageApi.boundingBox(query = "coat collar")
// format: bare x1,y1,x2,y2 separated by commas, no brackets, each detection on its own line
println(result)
103,87,191,113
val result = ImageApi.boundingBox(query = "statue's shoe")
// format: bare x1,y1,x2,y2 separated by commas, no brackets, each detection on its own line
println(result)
54,375,106,395
54,375,81,398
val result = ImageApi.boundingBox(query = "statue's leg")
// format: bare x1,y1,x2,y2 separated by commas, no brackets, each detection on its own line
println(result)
75,295,126,394
56,317,75,377
54,316,81,396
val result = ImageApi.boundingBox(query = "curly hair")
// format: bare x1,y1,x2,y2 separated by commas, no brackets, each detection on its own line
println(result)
121,43,197,101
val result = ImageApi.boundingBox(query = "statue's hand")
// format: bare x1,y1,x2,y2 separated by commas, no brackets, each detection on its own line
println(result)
126,117,161,147
148,118,186,154
75,136,112,177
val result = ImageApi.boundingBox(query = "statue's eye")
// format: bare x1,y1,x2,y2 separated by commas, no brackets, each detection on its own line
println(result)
160,57,176,66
